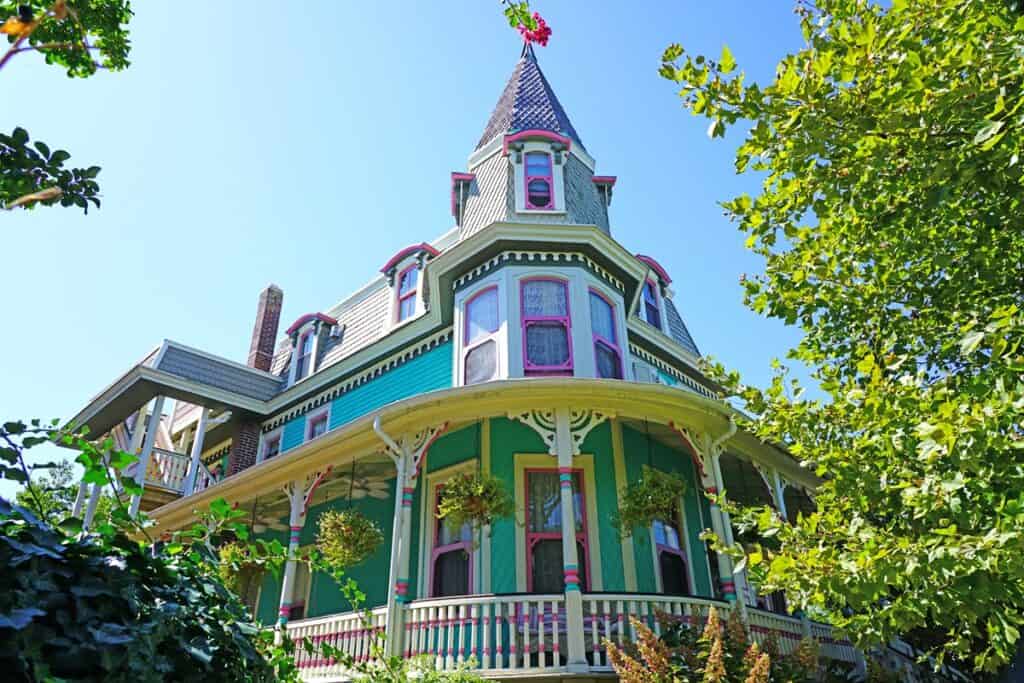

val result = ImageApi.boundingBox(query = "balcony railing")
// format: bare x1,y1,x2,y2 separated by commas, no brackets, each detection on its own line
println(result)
126,447,217,495
284,593,857,680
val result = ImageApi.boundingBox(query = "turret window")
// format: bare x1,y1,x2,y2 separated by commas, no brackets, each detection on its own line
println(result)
464,286,500,385
521,278,572,375
589,290,622,379
524,152,554,209
642,280,662,329
396,265,419,322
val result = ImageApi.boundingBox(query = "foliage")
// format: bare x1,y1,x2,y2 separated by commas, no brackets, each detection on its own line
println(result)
316,508,384,571
502,2,550,47
217,540,283,604
612,467,687,538
14,458,114,521
605,606,823,683
660,0,1024,672
1,1,132,212
435,471,514,532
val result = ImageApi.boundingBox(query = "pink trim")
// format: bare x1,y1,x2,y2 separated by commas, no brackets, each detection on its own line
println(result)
654,510,691,595
641,278,662,329
451,172,476,218
668,421,707,479
502,129,572,156
588,288,624,380
427,484,473,597
591,175,617,186
302,466,333,513
306,408,330,442
520,277,573,375
285,312,337,336
395,263,419,323
262,434,281,460
524,467,591,592
523,151,554,210
636,254,673,285
379,242,439,274
293,329,315,380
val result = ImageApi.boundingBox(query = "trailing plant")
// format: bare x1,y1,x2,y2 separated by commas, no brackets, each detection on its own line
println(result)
435,471,514,532
316,508,384,571
612,468,687,538
217,539,284,606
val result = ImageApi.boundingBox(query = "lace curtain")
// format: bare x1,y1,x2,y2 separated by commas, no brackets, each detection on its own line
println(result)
522,280,567,317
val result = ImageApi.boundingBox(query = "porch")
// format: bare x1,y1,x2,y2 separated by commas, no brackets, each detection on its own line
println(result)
285,593,857,680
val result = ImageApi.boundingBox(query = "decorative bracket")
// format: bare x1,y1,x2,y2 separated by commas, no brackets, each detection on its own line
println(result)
567,409,610,455
405,422,449,481
668,421,708,479
283,467,334,523
508,409,558,455
509,409,610,456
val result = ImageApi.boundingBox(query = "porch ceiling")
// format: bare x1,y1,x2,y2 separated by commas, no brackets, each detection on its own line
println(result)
146,378,816,537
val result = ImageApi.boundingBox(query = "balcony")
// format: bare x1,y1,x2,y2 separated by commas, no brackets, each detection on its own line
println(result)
125,447,217,511
285,593,857,681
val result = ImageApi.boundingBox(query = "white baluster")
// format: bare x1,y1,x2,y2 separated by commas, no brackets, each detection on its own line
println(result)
521,599,530,669
482,601,492,669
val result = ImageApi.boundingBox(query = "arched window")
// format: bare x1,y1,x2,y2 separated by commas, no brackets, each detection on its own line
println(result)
521,278,573,375
431,484,472,597
396,265,419,322
589,290,622,379
524,152,554,209
463,286,499,385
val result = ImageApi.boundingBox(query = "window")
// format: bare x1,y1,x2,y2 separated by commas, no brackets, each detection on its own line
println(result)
463,286,500,385
287,560,311,621
430,485,472,597
521,279,572,375
525,469,589,593
524,152,553,209
307,412,328,441
262,434,281,461
653,511,689,596
589,290,622,379
642,280,662,330
294,331,314,380
396,265,419,322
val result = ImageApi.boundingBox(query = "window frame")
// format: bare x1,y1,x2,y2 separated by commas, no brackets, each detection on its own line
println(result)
462,285,501,385
305,407,330,442
588,288,624,379
520,276,573,376
396,263,419,323
428,483,474,598
523,467,591,593
259,427,283,463
652,507,691,597
642,279,662,330
523,151,554,210
294,329,314,381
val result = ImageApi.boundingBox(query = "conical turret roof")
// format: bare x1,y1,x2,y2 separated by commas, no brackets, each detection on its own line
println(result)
475,43,585,152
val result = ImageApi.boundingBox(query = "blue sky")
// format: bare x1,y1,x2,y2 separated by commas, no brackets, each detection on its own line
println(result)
0,2,806,498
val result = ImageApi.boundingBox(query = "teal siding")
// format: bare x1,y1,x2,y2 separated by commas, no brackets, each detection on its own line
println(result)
277,341,453,455
329,341,453,430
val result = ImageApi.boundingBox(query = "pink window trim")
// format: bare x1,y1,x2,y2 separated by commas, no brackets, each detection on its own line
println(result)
428,484,473,597
463,285,500,344
294,330,314,380
450,172,475,218
306,409,329,441
523,152,554,210
520,277,573,375
635,254,673,285
588,288,624,380
396,263,419,322
286,312,338,336
379,243,439,275
262,434,281,460
655,510,691,595
524,467,590,593
502,130,573,156
591,175,617,187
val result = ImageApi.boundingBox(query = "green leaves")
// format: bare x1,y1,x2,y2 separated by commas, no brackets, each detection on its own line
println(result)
1,127,101,212
719,44,736,74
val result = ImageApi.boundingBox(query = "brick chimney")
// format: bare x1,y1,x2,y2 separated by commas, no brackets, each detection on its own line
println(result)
247,284,283,371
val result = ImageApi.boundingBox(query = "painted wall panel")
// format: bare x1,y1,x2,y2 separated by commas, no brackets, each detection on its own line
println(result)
579,422,626,591
281,415,307,452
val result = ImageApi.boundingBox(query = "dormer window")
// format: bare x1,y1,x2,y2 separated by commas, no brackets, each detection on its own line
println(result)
525,152,554,209
397,265,419,322
294,330,314,380
642,280,662,330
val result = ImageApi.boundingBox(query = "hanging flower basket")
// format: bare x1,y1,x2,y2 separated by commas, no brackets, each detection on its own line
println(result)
612,468,687,538
218,541,264,596
436,471,514,532
316,509,384,571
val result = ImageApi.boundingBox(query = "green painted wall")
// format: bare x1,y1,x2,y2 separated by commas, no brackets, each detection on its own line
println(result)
579,422,626,591
621,424,713,598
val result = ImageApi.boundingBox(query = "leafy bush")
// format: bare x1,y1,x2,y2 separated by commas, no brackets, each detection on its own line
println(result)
316,509,384,570
435,471,514,532
612,468,687,538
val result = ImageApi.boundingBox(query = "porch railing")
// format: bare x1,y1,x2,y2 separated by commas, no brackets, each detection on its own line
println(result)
125,447,217,496
284,593,857,680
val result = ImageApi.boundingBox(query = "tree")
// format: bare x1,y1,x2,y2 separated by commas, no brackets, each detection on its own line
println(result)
660,0,1024,672
1,1,132,212
13,459,114,520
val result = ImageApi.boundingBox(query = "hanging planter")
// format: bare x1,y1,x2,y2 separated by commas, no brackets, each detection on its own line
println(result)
218,541,264,597
436,471,514,532
612,468,687,538
316,509,384,571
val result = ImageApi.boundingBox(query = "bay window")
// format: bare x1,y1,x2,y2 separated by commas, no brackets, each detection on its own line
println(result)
396,265,419,322
642,280,662,330
524,152,554,209
588,290,622,379
463,286,499,385
521,278,572,375
430,485,473,597
525,469,589,593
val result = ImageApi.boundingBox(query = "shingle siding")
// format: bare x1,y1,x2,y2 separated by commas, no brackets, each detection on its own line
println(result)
157,345,282,400
664,299,700,356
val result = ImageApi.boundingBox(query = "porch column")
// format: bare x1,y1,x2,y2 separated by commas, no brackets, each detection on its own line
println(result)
554,407,588,671
710,452,752,613
771,469,789,521
129,395,165,517
183,407,210,495
697,450,737,604
383,454,409,657
72,481,88,518
277,482,308,632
